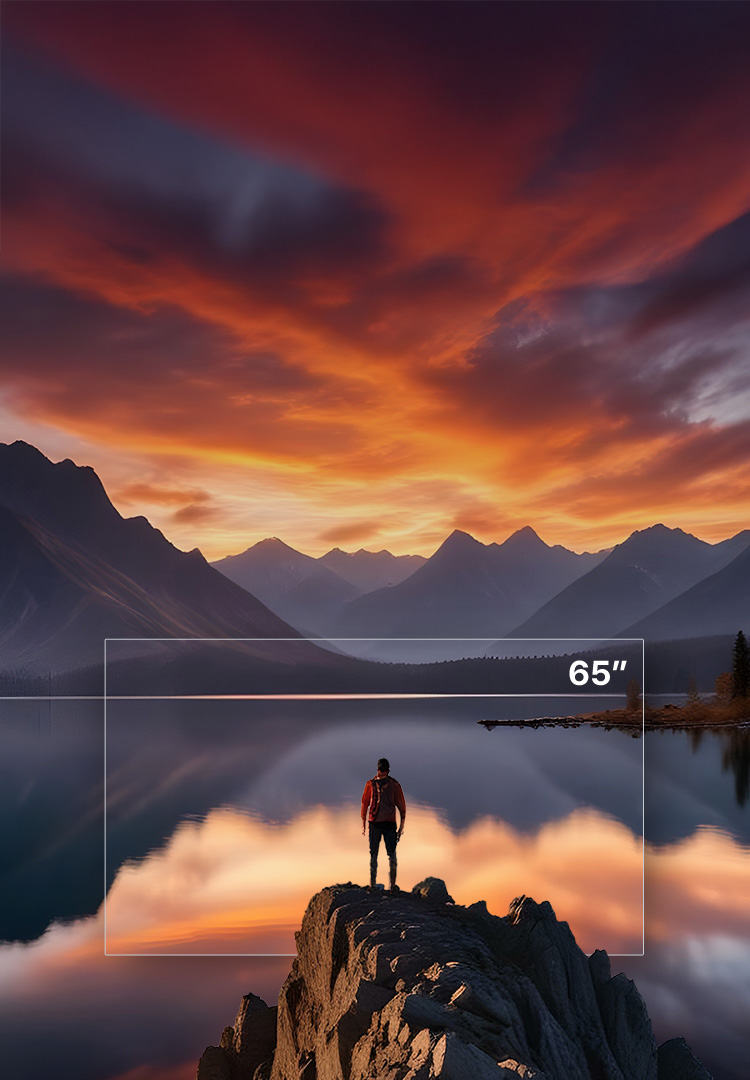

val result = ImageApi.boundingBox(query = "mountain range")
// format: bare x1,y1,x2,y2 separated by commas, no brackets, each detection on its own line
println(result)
2,441,748,681
330,526,607,642
211,519,749,653
211,538,424,633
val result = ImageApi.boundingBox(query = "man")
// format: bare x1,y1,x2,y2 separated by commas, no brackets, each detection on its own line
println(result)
361,757,406,893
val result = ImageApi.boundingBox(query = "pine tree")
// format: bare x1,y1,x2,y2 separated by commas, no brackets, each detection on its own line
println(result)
731,630,749,698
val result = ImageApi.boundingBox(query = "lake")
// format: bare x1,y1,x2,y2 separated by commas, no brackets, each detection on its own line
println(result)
1,696,748,1079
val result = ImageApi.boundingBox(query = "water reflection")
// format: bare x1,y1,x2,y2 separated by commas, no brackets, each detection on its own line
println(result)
102,697,644,955
687,724,750,810
721,729,750,808
0,703,103,941
646,727,750,845
1,698,749,1080
105,804,643,956
1,818,748,1080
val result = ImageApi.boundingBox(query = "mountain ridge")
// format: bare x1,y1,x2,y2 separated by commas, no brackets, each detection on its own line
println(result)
211,537,362,633
332,526,608,643
624,541,750,640
0,442,298,674
511,523,749,640
3,442,748,670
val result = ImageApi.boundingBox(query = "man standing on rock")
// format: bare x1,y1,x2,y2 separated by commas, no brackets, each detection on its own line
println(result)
361,757,406,893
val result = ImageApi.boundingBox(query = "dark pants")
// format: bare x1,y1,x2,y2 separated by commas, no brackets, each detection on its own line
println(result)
369,821,397,885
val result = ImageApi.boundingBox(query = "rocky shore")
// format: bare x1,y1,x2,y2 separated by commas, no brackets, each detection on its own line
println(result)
198,878,711,1080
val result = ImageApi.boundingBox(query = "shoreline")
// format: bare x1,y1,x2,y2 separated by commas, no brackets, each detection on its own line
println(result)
479,703,750,734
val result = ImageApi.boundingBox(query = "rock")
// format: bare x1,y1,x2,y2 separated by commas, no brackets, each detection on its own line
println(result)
199,880,713,1080
197,1045,232,1080
411,877,455,904
431,1030,511,1078
594,973,657,1080
588,949,611,987
498,1060,537,1077
658,1037,713,1080
201,993,277,1079
230,994,277,1078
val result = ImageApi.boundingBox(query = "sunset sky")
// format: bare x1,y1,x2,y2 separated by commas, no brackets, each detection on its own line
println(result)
2,2,750,558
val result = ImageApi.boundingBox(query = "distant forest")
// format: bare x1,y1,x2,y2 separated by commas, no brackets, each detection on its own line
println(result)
1,635,736,698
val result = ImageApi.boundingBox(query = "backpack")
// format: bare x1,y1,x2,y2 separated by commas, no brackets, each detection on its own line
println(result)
370,775,397,821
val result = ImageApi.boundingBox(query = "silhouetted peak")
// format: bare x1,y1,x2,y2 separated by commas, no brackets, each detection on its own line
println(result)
323,546,398,559
0,440,119,533
630,523,688,538
438,528,483,552
0,441,102,486
253,537,296,552
501,525,547,550
2,440,49,462
617,523,702,553
213,536,311,568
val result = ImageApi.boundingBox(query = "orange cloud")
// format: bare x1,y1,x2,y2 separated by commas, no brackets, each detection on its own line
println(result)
3,4,750,553
115,483,211,508
317,520,383,545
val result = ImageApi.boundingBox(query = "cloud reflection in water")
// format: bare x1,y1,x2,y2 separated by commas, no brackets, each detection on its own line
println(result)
105,803,643,956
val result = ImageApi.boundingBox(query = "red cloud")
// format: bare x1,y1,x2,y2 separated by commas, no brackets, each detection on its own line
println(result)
3,3,750,551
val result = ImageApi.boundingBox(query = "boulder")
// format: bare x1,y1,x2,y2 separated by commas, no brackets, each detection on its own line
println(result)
411,877,455,904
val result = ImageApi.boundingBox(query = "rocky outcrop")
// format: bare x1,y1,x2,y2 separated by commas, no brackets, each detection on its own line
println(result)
657,1038,713,1080
198,880,712,1080
198,993,277,1080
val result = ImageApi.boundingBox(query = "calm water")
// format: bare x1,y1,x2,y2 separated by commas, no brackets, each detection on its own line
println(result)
1,697,748,1079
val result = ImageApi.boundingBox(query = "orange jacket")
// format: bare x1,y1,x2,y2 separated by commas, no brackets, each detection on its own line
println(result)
362,776,406,823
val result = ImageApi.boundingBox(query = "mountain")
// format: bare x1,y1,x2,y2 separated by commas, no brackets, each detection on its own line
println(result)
624,540,750,640
198,879,712,1080
511,524,745,641
0,442,298,673
212,537,362,632
712,528,750,563
333,526,606,642
318,546,426,592
211,541,426,633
